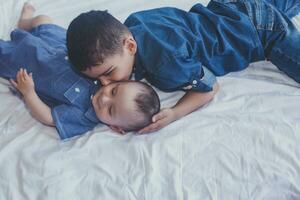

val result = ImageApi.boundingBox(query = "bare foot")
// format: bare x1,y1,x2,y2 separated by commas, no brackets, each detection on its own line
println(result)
17,2,36,30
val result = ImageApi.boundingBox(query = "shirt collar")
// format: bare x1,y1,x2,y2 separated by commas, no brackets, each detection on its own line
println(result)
133,54,145,80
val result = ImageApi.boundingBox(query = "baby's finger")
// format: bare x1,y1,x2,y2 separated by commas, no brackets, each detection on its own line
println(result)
24,69,31,80
16,70,22,83
24,69,28,76
22,69,27,81
18,68,23,77
21,68,26,79
10,79,18,88
24,69,31,78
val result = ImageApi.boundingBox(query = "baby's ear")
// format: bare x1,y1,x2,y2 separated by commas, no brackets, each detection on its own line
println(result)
109,125,126,135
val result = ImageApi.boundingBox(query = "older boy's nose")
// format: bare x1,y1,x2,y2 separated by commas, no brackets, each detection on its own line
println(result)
99,76,111,86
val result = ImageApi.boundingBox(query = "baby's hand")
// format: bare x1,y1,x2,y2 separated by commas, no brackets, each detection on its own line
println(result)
10,68,35,96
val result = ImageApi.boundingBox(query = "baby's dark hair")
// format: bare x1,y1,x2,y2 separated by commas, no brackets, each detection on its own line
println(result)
66,10,130,72
124,81,160,132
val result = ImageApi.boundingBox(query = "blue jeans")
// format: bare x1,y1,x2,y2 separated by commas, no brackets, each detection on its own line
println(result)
212,0,300,83
263,17,300,83
264,0,300,18
245,0,300,83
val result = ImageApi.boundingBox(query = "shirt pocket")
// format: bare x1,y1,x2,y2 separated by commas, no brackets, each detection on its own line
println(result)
53,70,91,107
64,78,90,104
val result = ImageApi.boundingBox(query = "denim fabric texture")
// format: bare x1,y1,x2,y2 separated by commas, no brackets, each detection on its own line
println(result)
126,0,300,92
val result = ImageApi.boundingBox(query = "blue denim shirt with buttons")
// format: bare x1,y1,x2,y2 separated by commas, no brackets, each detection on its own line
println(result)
125,0,300,92
0,24,101,140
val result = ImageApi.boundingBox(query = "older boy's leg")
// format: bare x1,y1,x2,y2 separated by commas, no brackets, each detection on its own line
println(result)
263,0,300,30
17,2,52,31
264,0,300,19
267,20,300,83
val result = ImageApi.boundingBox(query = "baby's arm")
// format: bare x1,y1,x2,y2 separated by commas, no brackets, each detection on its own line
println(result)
139,81,219,134
10,68,54,126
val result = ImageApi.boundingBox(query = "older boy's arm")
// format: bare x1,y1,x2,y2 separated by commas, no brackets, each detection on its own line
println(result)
138,81,219,134
10,68,54,126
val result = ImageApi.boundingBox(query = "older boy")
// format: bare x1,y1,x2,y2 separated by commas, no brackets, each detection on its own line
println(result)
66,0,300,133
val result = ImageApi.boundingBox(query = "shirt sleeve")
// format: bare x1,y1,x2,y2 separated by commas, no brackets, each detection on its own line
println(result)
151,54,216,92
189,64,217,92
51,104,99,140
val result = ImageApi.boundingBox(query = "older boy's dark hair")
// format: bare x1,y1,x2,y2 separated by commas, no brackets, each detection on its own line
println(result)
66,10,129,72
125,82,160,132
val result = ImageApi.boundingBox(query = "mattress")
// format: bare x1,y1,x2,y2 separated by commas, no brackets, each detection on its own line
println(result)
0,0,300,199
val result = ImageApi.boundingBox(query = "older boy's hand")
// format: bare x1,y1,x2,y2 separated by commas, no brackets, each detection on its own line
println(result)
138,108,176,134
10,68,35,97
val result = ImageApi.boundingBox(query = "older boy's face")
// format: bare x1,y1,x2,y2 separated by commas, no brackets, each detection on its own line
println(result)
92,81,139,131
82,37,136,86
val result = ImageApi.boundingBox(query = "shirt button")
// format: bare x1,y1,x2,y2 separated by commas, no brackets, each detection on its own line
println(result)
94,80,98,85
192,80,198,85
64,56,69,60
75,87,80,93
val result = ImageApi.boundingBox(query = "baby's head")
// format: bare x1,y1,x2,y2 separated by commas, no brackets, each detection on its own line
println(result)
93,81,160,133
67,10,137,85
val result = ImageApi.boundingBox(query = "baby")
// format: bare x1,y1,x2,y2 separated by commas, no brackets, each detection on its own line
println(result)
0,3,160,140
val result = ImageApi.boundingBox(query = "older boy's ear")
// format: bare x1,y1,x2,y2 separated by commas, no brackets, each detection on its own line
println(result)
123,37,137,54
109,125,126,135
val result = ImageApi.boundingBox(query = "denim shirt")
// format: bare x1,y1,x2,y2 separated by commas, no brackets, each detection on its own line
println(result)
124,0,300,92
0,25,101,140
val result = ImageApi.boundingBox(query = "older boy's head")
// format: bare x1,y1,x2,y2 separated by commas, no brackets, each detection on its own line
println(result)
67,10,137,86
92,81,160,133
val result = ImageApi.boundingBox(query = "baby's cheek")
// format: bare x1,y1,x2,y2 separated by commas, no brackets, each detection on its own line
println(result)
94,107,105,122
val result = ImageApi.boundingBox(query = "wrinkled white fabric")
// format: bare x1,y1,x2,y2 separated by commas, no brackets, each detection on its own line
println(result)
0,1,300,200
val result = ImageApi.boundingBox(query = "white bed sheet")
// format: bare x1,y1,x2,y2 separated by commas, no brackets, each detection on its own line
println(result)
0,0,300,199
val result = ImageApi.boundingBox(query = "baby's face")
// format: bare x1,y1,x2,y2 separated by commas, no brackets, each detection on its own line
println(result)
92,81,139,130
